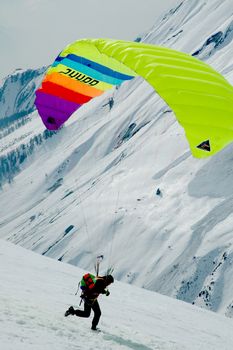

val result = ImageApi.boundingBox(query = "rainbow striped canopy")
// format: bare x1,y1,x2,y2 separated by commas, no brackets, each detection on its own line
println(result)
35,38,233,158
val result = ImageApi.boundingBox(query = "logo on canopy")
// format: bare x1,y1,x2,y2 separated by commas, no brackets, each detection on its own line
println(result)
197,140,211,152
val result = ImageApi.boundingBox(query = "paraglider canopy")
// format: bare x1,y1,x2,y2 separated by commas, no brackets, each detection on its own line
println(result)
35,38,233,158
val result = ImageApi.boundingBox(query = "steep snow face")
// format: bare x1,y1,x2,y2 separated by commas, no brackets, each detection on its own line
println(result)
144,0,233,59
1,0,233,320
1,240,233,350
0,68,46,124
0,67,49,185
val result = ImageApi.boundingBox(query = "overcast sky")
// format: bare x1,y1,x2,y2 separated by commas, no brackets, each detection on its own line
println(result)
1,0,180,80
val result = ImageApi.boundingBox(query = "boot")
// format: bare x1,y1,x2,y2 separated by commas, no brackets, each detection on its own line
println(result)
64,306,75,317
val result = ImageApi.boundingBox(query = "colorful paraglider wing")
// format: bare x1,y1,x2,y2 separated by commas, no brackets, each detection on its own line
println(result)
35,38,233,158
35,41,137,130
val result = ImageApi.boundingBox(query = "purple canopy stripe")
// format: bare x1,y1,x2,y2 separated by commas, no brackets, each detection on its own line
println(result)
35,91,81,130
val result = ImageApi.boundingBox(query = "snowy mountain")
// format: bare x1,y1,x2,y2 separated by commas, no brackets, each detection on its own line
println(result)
1,239,233,350
1,0,233,321
0,67,46,125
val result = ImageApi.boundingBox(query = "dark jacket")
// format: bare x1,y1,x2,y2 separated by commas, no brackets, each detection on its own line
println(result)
83,277,109,301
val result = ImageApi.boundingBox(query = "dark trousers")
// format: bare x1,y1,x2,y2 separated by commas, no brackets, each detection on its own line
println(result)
74,299,101,328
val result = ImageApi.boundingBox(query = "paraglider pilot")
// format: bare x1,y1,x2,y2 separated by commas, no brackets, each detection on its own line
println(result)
65,274,114,330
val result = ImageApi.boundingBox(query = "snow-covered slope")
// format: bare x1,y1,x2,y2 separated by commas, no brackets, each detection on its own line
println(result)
1,0,233,320
0,68,46,124
1,239,233,350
